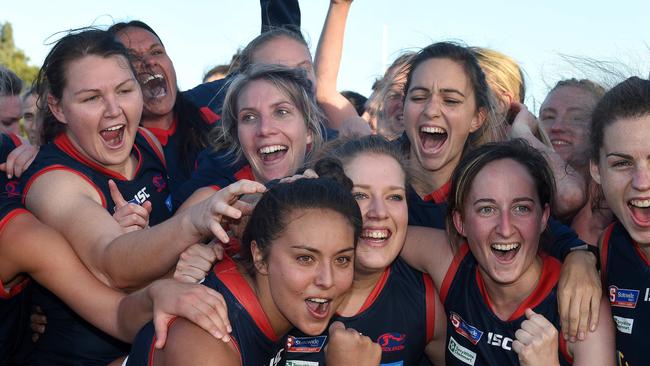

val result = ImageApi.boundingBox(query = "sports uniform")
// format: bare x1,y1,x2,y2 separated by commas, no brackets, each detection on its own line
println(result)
127,256,281,366
440,244,572,366
601,221,650,366
0,133,31,363
21,129,172,365
282,257,436,366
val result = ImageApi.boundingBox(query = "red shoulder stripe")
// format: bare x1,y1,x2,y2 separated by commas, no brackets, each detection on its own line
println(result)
199,107,221,125
7,133,22,147
356,267,391,315
600,223,615,285
213,256,278,342
439,243,470,304
423,273,436,343
22,165,107,208
138,127,167,169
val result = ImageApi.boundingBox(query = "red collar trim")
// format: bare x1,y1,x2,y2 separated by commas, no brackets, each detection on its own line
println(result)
355,267,391,315
145,116,177,146
422,181,451,203
199,107,221,125
7,133,22,147
54,133,142,181
633,240,650,266
476,254,561,321
234,164,254,181
212,256,279,342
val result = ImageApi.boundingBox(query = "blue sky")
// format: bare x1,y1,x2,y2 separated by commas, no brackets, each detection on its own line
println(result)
4,0,649,110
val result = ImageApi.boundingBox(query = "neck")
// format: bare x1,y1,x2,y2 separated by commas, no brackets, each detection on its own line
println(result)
408,151,455,198
250,271,292,338
337,267,385,317
480,256,543,321
141,111,174,130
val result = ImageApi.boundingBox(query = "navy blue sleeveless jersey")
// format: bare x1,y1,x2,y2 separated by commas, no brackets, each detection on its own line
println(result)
281,258,436,366
440,244,572,365
20,129,172,365
601,221,650,366
128,256,281,366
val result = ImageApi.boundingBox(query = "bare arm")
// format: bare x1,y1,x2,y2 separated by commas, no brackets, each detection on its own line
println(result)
25,172,265,289
400,226,454,290
314,0,370,134
569,297,616,366
154,318,241,366
1,212,230,343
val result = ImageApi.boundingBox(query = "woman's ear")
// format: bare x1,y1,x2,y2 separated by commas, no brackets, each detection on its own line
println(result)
590,159,602,185
251,240,268,275
47,94,67,125
452,210,465,236
470,107,487,133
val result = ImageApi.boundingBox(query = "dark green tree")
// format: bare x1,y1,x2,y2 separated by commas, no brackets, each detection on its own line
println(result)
0,22,39,86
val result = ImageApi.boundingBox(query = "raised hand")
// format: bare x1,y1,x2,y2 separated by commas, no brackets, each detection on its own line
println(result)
109,179,152,233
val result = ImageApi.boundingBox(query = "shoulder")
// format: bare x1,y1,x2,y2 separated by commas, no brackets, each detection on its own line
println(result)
154,317,240,366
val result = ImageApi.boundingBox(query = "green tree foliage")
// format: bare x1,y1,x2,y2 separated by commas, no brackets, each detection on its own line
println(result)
0,22,39,86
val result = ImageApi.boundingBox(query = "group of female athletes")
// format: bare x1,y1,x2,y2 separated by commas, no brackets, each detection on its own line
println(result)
1,1,648,365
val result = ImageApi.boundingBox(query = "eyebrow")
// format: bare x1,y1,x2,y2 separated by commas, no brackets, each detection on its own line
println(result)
290,245,355,255
472,197,535,205
73,78,135,96
353,184,406,192
606,152,633,160
408,86,465,97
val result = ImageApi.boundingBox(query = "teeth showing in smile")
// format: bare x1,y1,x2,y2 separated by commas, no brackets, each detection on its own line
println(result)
141,74,164,84
420,126,446,134
259,145,287,154
104,125,123,132
491,242,520,252
361,229,389,239
630,199,650,208
307,298,329,304
551,139,570,146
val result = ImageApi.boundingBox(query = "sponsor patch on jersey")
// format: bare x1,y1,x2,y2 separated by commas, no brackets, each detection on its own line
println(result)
448,336,476,366
450,312,484,345
613,315,634,334
286,335,327,353
376,332,406,352
609,286,639,308
380,361,404,366
286,361,319,366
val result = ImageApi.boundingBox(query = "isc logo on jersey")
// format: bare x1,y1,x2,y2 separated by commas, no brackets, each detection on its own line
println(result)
128,187,151,205
609,285,640,308
449,312,483,345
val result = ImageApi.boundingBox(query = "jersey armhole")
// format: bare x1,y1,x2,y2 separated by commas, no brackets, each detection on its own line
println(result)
423,273,436,343
439,243,469,304
599,223,615,285
138,127,167,169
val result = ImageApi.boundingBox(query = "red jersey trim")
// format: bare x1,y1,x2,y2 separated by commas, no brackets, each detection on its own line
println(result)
234,165,254,181
356,267,391,315
199,107,221,125
423,273,436,343
422,181,451,204
476,254,562,322
600,223,615,285
440,243,470,304
7,133,22,147
54,133,143,181
632,241,650,267
212,256,279,342
138,127,166,169
22,165,107,208
559,335,574,364
0,208,31,299
145,116,177,147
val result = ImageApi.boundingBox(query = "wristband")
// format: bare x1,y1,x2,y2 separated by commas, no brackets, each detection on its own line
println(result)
568,244,601,270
